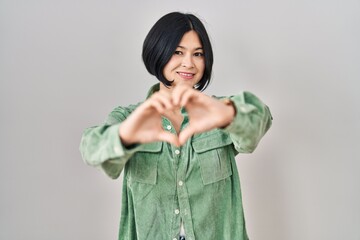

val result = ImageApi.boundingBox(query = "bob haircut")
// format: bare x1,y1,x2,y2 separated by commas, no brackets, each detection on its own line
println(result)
142,12,213,91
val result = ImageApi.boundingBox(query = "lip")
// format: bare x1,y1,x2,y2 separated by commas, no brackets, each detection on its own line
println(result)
177,71,195,79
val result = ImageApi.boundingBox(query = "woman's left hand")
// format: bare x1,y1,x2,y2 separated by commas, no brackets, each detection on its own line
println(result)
172,84,236,145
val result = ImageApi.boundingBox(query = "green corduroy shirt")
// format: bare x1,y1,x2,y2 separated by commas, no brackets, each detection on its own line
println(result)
80,84,272,240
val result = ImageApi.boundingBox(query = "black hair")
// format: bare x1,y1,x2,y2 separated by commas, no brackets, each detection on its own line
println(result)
142,12,213,91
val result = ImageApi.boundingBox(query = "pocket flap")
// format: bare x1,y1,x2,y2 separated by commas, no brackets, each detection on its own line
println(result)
192,130,233,153
138,142,163,153
129,142,162,185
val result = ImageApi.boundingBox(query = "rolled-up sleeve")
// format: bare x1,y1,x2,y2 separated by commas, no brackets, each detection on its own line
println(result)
79,105,141,179
222,91,273,153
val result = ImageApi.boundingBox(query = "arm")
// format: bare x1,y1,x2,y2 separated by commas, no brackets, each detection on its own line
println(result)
222,91,273,153
79,91,181,179
172,85,271,149
79,105,141,179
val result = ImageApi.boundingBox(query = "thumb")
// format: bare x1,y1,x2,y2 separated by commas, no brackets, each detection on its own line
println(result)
178,126,196,146
158,131,180,147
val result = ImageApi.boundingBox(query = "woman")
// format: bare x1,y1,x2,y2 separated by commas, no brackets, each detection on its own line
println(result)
80,12,272,240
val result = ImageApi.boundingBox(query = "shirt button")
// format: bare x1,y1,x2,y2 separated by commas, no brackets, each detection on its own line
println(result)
178,181,183,186
174,209,180,215
166,125,172,130
175,149,180,155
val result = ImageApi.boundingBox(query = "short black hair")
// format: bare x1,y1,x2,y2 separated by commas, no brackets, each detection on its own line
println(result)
142,12,213,91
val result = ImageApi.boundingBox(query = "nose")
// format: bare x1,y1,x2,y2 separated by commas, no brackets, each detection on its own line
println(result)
181,54,194,68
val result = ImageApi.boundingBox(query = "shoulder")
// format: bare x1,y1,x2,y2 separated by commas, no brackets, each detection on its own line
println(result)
105,102,143,125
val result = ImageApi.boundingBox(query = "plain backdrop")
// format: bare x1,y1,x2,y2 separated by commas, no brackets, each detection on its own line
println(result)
1,0,359,239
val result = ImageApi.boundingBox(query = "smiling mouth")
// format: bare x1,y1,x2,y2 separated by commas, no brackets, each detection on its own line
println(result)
177,72,195,79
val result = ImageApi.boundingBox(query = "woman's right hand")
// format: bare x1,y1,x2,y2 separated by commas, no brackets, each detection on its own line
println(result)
118,91,180,147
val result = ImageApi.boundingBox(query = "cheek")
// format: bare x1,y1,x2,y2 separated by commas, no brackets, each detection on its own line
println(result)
163,58,177,77
162,64,172,78
198,61,205,74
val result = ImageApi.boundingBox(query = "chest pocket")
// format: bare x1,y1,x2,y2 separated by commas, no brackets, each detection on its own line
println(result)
191,129,234,185
128,142,163,185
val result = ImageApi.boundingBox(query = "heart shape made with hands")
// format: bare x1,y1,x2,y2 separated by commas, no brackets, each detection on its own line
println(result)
119,85,235,147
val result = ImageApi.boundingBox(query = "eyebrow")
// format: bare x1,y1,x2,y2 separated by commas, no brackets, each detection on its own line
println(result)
178,46,203,51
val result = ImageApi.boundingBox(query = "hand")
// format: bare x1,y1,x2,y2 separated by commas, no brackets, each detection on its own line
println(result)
119,84,235,147
172,84,235,145
119,91,180,146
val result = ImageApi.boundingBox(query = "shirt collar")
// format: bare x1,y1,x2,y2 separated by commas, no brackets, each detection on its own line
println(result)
146,83,160,99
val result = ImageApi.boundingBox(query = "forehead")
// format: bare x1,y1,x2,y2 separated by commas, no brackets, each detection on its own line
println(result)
178,30,203,49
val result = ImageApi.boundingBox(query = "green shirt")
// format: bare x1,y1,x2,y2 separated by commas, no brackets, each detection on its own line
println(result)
80,84,272,240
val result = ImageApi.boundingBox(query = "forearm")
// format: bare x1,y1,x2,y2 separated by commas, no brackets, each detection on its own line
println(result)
222,92,273,153
79,123,139,179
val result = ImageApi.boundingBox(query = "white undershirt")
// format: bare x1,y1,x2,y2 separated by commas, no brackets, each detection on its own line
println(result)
180,219,185,236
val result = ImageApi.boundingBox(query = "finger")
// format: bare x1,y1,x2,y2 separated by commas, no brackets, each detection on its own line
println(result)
172,84,191,106
179,88,198,107
148,99,166,114
153,92,174,110
178,126,196,145
157,131,180,147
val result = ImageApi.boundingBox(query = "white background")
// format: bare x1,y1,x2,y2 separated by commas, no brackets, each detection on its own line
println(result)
1,0,359,239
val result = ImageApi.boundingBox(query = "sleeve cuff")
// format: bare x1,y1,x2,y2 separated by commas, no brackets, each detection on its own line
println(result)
222,95,257,134
107,124,142,159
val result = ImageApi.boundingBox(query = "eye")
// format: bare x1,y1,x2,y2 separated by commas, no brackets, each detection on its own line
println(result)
194,52,204,57
174,51,183,55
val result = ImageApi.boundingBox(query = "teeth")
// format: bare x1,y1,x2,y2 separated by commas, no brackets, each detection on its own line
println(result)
179,72,193,77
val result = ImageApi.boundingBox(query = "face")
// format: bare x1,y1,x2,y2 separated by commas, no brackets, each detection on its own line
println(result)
162,30,205,90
